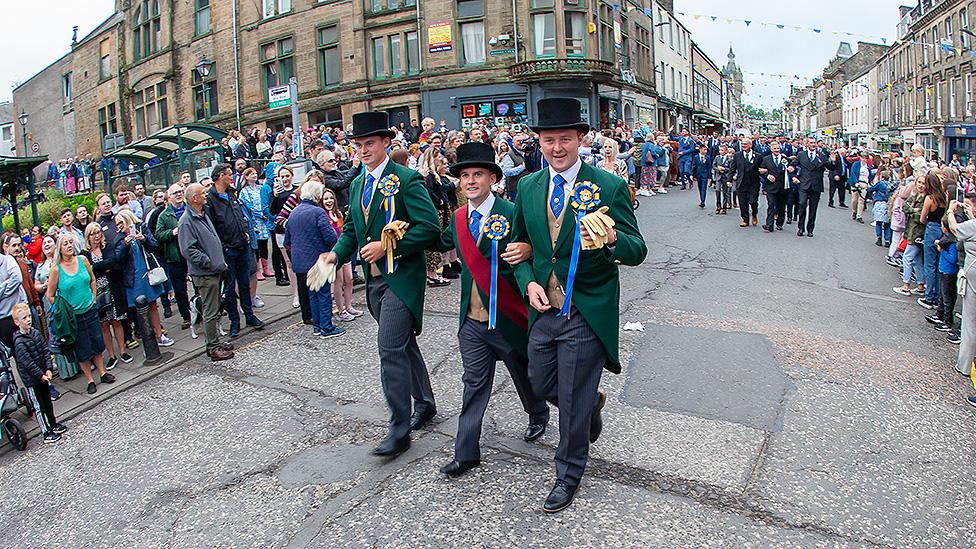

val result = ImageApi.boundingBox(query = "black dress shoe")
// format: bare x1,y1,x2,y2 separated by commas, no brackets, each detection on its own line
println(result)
776,225,783,231
441,266,459,280
762,225,773,232
523,422,547,442
409,407,436,431
371,435,410,457
807,232,814,238
543,480,579,513
797,229,805,237
275,278,290,286
440,459,480,477
589,391,606,443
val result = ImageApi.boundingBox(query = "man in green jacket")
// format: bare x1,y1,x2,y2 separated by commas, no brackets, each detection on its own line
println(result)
510,98,647,513
153,183,191,329
434,142,550,478
323,111,441,458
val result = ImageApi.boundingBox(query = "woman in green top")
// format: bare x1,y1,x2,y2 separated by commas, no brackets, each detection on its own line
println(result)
46,234,115,395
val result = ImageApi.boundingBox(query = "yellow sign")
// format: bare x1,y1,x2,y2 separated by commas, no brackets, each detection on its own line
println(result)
428,22,452,53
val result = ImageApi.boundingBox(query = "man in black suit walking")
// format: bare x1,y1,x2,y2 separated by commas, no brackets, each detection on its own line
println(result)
758,141,788,232
733,138,762,227
791,137,828,237
827,147,848,208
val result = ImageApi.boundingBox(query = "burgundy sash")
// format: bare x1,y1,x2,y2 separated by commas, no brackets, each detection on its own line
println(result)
454,206,528,330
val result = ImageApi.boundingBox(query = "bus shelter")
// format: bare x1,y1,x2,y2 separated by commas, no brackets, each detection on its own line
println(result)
0,155,46,232
107,124,228,193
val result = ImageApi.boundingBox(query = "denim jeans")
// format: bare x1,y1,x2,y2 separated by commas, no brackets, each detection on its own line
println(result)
309,285,335,332
874,221,892,243
222,247,255,328
923,222,943,303
902,244,924,285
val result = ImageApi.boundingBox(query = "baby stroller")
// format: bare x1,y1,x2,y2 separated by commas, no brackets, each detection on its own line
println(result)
0,344,32,451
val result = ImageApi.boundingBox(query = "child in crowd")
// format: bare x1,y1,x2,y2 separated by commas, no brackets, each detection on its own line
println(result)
322,189,362,322
867,169,893,247
888,181,911,267
12,303,66,444
929,219,959,334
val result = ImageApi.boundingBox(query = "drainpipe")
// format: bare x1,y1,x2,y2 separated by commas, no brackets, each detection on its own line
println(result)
416,1,423,71
512,0,519,63
232,0,242,130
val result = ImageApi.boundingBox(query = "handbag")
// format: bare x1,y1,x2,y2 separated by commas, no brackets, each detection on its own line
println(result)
142,245,168,286
897,236,908,253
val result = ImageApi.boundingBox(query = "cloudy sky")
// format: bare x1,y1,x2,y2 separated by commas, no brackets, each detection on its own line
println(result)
679,0,904,110
3,0,905,109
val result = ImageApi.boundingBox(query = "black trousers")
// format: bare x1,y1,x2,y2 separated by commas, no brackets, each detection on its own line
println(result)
737,187,759,222
165,260,191,322
785,187,800,220
271,237,287,281
798,190,821,233
939,272,959,327
295,271,312,325
828,177,847,206
25,382,57,434
714,183,732,209
765,191,786,229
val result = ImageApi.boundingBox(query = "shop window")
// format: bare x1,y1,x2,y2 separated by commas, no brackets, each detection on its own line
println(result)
460,22,485,64
195,0,211,36
565,12,585,56
533,13,555,57
261,37,295,93
193,67,218,120
133,82,168,138
318,25,341,87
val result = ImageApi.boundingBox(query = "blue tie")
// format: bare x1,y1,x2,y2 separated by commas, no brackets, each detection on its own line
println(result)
362,174,375,210
550,174,566,218
469,209,482,240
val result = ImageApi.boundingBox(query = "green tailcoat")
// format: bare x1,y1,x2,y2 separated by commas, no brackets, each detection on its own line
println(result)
437,197,534,357
332,160,440,333
511,161,647,373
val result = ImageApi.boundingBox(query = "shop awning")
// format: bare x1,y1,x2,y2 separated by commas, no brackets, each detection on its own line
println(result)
107,124,228,163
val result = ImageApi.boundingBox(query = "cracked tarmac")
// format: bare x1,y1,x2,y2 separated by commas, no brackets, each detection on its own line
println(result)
0,190,974,548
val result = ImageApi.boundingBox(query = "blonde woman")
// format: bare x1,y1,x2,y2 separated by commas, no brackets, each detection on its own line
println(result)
598,138,629,179
418,148,451,287
115,210,173,348
82,222,129,370
47,233,115,395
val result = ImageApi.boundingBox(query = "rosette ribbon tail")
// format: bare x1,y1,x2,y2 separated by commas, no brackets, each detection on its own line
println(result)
384,195,397,274
558,210,585,318
489,240,499,330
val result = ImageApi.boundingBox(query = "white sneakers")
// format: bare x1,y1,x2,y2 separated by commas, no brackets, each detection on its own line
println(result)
292,296,300,308
158,335,174,347
253,296,266,309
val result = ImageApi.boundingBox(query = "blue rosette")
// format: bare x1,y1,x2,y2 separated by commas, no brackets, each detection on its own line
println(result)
482,213,510,330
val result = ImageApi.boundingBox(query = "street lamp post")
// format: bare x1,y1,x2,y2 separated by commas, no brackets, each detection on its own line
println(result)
195,57,214,120
18,110,28,157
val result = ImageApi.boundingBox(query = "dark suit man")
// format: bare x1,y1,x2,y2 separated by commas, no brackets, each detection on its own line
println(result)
791,138,828,237
691,144,713,209
733,138,763,227
827,148,848,208
758,142,789,232
707,133,721,158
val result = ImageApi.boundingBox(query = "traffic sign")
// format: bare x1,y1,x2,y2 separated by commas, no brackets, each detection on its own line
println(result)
269,85,291,109
31,142,39,154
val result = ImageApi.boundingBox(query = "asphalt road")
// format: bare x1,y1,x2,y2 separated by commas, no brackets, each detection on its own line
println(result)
1,188,973,548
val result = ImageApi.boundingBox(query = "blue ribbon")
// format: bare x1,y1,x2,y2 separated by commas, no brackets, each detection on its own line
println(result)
489,240,499,329
559,211,585,318
384,195,398,273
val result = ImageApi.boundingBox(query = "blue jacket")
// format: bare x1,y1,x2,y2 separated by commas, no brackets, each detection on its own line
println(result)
847,160,873,188
940,242,958,274
118,226,159,288
865,179,890,203
283,200,337,274
691,153,712,180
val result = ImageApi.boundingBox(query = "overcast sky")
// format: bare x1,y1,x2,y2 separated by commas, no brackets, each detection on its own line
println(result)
3,0,905,110
1,1,116,102
679,0,904,110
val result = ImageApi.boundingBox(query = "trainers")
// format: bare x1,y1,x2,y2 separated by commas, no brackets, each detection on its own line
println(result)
43,432,62,444
51,423,67,435
947,333,962,345
292,296,300,308
253,296,266,309
320,326,346,339
101,373,116,384
925,314,943,324
50,386,61,401
86,382,97,395
911,286,926,295
125,339,140,349
158,335,175,347
917,297,936,309
347,307,365,317
105,356,118,371
935,323,953,332
656,188,667,194
893,287,911,296
335,311,356,322
968,396,976,408
312,327,322,336
120,352,134,364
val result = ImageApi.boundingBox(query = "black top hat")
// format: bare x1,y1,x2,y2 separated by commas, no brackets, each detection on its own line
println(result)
348,111,395,140
530,98,591,133
449,142,502,179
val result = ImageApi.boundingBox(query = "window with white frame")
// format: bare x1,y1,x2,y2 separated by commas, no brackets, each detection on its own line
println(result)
62,72,72,105
565,12,585,56
263,0,291,19
533,13,556,57
962,8,969,47
459,22,485,64
951,77,959,118
967,74,973,116
133,81,168,138
936,81,943,119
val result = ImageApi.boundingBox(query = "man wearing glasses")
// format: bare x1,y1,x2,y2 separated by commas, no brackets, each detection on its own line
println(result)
319,148,360,212
154,184,193,329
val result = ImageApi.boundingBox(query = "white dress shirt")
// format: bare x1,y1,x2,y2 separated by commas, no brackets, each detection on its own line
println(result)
363,156,391,201
547,156,583,206
468,192,496,238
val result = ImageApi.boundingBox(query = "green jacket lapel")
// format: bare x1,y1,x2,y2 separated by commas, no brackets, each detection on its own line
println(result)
526,174,554,257
364,161,394,236
553,161,598,254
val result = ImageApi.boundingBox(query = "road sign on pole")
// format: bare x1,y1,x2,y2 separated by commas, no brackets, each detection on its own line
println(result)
289,77,303,158
269,85,291,109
